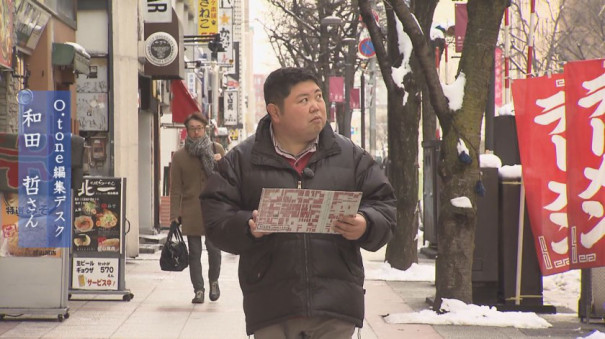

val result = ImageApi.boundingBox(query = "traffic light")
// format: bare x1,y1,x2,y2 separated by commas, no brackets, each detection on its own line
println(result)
208,34,224,61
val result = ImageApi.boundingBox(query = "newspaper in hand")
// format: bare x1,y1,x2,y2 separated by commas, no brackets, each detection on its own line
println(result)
256,188,362,233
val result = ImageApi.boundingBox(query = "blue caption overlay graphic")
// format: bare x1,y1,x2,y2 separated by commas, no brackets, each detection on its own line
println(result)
18,90,72,248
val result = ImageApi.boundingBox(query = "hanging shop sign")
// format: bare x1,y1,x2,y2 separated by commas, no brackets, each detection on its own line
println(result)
145,32,178,67
15,0,51,52
143,9,184,79
143,0,171,23
198,0,218,36
217,2,234,64
223,90,238,127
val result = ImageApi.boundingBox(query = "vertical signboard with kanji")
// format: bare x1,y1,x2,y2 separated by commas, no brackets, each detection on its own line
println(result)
218,0,234,64
198,0,218,36
0,90,72,319
17,90,72,250
223,90,238,126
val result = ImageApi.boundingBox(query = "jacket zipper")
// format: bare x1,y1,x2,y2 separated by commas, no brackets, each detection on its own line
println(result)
296,174,311,316
304,233,310,317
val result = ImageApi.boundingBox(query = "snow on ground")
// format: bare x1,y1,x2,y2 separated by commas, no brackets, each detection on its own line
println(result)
583,331,605,339
385,298,552,329
542,268,581,313
365,261,434,281
362,243,602,336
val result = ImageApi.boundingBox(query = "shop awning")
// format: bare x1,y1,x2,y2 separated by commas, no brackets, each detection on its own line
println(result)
52,42,91,75
171,79,201,124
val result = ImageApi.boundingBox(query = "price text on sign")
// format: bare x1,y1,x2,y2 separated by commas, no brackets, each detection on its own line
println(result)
71,257,119,290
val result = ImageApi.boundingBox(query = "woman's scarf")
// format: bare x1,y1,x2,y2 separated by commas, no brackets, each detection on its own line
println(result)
184,134,216,175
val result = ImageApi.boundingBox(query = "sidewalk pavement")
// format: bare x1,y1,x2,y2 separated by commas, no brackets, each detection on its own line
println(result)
1,244,603,338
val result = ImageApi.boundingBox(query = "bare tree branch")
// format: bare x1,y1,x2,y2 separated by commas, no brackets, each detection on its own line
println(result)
389,1,451,123
359,0,395,92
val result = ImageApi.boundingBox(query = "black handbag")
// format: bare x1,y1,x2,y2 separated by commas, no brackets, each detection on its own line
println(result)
160,220,189,271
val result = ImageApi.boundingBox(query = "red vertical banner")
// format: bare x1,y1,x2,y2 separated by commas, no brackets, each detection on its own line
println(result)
513,74,570,275
455,3,467,53
329,76,344,103
494,47,503,110
350,88,360,109
565,58,605,269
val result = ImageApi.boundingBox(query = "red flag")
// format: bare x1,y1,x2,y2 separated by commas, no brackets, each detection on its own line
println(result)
171,80,201,124
329,76,344,103
513,74,570,275
565,58,605,269
350,88,360,109
455,4,467,53
494,47,503,110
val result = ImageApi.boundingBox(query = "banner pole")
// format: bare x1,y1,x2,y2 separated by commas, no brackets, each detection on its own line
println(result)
515,180,526,305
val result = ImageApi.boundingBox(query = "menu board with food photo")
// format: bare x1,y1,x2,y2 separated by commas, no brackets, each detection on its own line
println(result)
72,178,123,254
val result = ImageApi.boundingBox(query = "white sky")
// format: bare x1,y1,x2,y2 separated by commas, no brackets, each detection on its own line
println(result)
249,1,280,75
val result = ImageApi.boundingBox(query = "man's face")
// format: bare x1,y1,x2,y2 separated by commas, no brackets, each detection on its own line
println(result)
186,120,206,140
269,80,327,143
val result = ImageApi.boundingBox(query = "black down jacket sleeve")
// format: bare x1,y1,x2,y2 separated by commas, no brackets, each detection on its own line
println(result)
200,153,259,255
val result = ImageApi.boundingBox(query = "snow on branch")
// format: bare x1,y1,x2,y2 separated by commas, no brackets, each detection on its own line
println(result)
391,16,414,106
442,72,466,111
457,138,472,164
450,197,472,209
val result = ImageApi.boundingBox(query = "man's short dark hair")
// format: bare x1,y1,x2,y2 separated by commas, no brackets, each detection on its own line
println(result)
264,67,321,109
183,113,208,128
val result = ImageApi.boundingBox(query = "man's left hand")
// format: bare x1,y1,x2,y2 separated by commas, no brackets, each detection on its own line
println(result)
333,213,367,240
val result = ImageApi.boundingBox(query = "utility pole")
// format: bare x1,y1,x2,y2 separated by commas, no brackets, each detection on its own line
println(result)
211,61,220,129
360,70,365,149
206,33,224,140
342,38,356,139
368,57,377,156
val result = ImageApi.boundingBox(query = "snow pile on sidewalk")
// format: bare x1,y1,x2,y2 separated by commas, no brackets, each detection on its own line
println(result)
364,261,434,281
581,331,605,339
384,298,552,329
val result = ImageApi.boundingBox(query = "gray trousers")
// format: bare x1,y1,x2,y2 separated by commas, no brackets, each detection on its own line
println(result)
253,317,356,339
187,236,221,292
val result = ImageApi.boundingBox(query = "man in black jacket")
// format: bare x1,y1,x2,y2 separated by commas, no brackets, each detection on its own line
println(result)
201,67,396,338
